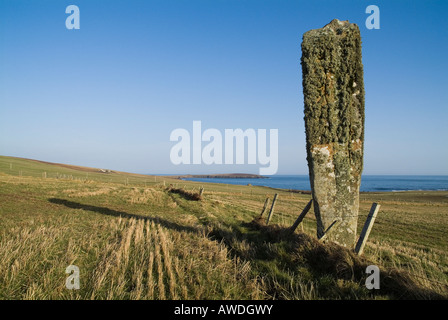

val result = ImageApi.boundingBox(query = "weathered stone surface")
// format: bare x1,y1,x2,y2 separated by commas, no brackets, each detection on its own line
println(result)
301,19,365,247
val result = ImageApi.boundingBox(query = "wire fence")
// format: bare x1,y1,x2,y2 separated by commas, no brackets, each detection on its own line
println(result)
0,166,164,187
2,166,447,290
224,195,448,290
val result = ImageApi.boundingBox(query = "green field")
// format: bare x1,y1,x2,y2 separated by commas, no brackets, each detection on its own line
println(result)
0,155,447,299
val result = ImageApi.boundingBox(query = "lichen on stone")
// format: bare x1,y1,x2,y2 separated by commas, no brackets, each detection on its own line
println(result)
301,19,365,247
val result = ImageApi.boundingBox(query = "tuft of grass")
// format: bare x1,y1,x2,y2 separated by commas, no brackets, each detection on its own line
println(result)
167,186,203,201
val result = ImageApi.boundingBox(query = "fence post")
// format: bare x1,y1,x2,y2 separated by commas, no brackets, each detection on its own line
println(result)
266,193,278,225
355,203,381,255
259,197,270,218
289,199,313,233
199,187,204,196
318,219,342,242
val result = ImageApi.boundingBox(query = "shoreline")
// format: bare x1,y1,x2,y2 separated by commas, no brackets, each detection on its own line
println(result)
178,177,448,194
1,156,446,194
168,173,268,179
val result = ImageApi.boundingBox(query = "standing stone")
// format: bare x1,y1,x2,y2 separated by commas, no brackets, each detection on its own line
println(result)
301,19,365,247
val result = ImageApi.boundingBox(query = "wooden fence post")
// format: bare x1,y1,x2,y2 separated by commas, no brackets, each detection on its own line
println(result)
289,199,313,233
266,193,278,225
355,203,381,255
318,219,342,242
259,197,270,218
199,187,204,196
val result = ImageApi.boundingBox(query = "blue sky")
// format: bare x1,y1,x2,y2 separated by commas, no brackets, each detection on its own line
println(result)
1,0,447,175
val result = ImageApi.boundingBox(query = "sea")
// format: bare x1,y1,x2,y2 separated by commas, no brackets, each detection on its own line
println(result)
181,175,448,192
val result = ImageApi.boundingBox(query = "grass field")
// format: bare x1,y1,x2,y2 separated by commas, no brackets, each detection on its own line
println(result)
0,155,447,299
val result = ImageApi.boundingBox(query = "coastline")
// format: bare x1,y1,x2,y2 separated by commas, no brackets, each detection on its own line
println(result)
179,175,448,193
168,173,268,179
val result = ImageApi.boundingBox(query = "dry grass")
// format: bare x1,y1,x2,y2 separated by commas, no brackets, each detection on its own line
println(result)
126,187,166,205
0,203,260,299
0,156,447,300
61,187,117,198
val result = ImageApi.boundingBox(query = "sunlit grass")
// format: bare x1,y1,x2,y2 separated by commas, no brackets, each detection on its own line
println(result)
0,156,447,299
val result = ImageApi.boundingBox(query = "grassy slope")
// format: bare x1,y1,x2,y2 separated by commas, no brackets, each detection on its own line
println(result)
0,155,447,299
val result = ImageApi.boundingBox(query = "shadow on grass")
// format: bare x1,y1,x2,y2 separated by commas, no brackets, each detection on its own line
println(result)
48,198,200,235
210,217,448,300
48,197,447,300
